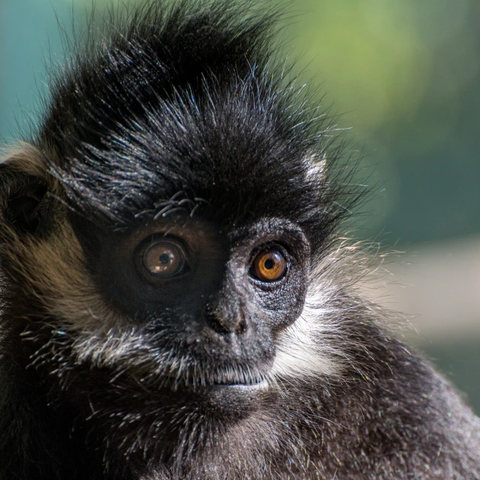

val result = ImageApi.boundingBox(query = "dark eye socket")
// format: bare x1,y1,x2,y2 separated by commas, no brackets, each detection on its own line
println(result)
251,247,288,283
140,239,188,279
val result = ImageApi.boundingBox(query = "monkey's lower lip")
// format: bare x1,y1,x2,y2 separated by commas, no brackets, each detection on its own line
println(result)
157,377,269,411
200,380,269,411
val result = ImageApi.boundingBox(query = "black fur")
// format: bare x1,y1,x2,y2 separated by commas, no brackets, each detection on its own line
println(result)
0,2,479,479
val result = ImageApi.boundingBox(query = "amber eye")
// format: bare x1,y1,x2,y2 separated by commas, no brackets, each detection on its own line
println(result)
141,240,187,279
251,248,288,283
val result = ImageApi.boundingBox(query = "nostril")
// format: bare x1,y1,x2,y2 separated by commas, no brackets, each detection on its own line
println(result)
235,316,247,335
207,315,231,334
205,313,248,335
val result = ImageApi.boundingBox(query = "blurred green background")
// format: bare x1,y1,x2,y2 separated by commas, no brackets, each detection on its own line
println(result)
1,0,479,412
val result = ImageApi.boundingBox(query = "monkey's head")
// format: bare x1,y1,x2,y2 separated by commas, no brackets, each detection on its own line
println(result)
0,1,356,470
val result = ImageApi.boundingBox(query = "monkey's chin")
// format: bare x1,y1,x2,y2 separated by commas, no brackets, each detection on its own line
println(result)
196,380,270,417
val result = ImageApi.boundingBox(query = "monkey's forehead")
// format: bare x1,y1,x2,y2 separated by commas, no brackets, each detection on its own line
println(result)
45,80,332,247
51,87,327,235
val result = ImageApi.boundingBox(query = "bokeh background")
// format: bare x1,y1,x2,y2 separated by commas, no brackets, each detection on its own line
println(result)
1,0,479,412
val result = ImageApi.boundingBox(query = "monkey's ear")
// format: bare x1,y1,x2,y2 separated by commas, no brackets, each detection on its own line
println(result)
0,144,56,237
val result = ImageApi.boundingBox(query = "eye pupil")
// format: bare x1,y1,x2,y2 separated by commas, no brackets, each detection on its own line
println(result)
264,258,275,270
159,253,171,265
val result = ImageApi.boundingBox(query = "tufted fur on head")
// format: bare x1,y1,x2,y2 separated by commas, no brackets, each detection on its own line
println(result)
0,2,479,480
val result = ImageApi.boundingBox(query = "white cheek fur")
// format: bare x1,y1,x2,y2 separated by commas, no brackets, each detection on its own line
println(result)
270,287,343,381
269,245,365,383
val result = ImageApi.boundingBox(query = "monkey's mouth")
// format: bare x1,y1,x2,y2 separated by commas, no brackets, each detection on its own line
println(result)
211,379,266,386
208,379,269,391
159,368,269,390
150,369,270,414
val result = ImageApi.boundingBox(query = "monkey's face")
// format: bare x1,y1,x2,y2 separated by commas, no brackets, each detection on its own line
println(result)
68,209,311,415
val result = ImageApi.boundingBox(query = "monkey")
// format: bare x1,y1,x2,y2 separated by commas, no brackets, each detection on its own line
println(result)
0,1,479,479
